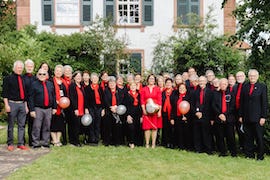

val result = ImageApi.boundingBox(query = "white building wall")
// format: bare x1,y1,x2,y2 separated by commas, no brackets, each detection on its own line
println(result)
29,0,227,70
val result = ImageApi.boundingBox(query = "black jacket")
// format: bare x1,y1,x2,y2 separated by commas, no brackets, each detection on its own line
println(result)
124,91,142,119
29,80,57,111
239,82,268,123
212,90,235,123
69,83,89,111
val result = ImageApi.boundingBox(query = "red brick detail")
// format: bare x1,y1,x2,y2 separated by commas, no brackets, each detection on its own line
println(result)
16,0,30,30
223,0,236,35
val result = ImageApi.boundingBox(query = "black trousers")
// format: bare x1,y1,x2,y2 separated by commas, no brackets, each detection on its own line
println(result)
162,113,174,147
193,119,212,153
64,108,73,144
174,118,193,150
235,112,245,150
216,122,237,156
126,116,143,146
89,106,102,143
103,113,123,146
26,112,34,146
70,114,81,145
244,122,264,159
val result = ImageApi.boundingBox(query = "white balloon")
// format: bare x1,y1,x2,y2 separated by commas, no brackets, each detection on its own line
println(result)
81,114,93,126
117,105,127,115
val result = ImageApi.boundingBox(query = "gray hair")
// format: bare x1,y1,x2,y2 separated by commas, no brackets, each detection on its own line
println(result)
13,60,24,71
24,59,34,66
91,72,99,79
63,65,73,72
54,64,64,73
248,69,259,76
108,76,116,82
205,70,215,76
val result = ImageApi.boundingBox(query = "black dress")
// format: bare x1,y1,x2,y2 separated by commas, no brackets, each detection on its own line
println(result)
51,83,66,132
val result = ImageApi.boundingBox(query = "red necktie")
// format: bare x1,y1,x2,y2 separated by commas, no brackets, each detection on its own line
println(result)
222,91,227,113
111,90,117,106
43,81,49,106
200,89,204,105
236,83,242,109
18,75,25,100
230,86,233,92
249,84,254,95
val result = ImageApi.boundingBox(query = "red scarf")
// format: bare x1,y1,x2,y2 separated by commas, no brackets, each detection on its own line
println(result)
229,86,233,92
76,86,84,116
100,80,108,91
111,90,117,106
236,83,242,110
91,84,101,105
17,75,25,100
53,77,62,115
129,90,138,106
62,76,71,96
222,91,227,114
177,93,186,116
163,88,173,120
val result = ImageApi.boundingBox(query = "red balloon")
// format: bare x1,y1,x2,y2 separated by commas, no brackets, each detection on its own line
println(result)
59,97,70,109
179,100,190,115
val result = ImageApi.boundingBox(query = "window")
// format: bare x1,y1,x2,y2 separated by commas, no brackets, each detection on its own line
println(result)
177,0,200,25
104,0,153,26
55,0,80,25
118,0,140,25
42,0,93,26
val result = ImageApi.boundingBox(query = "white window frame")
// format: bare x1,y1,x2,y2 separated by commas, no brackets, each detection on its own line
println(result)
55,0,80,25
117,0,141,25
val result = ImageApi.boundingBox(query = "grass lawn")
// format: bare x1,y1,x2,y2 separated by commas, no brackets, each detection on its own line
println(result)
1,125,270,179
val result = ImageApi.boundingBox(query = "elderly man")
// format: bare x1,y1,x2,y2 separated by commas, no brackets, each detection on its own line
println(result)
233,71,246,151
194,76,213,154
2,60,29,151
239,69,268,160
23,59,36,146
29,68,57,148
212,78,236,157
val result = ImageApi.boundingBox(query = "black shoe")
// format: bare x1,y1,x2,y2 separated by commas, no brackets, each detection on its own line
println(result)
42,145,50,148
32,145,41,149
219,153,228,157
257,156,264,161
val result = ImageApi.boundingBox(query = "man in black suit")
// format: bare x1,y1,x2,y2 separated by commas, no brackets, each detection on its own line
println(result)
212,78,236,157
194,76,213,154
239,69,268,160
232,71,246,151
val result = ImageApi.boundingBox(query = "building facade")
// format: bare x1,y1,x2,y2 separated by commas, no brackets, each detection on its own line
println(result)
17,0,236,73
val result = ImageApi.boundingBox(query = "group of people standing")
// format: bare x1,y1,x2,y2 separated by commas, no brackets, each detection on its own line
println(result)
2,60,268,161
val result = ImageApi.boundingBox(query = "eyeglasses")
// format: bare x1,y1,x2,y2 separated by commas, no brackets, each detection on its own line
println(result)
38,73,46,76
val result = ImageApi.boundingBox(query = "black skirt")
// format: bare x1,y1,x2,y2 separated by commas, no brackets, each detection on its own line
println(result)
51,114,65,132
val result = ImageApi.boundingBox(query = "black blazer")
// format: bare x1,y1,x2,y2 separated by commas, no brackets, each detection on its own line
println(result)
124,91,142,119
84,84,103,108
170,91,194,121
69,83,89,111
239,82,268,123
103,87,125,111
194,87,214,121
212,90,235,123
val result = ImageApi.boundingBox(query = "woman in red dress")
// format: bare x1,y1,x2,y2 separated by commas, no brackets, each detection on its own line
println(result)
140,74,162,148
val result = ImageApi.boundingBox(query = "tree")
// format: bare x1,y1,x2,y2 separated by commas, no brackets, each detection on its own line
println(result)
152,8,245,76
0,0,16,34
222,0,270,153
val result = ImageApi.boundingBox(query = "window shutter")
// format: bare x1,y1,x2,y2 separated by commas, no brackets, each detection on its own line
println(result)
142,0,154,26
104,0,115,23
177,0,188,24
42,0,53,25
81,0,92,25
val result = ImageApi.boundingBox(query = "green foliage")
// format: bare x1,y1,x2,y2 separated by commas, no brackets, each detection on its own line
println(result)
0,17,126,121
152,8,245,76
0,0,16,34
227,0,270,153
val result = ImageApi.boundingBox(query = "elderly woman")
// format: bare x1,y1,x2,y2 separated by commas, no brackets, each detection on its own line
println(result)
51,65,67,146
69,71,89,147
140,74,162,148
103,76,125,146
170,83,193,150
124,81,143,148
